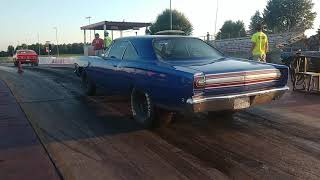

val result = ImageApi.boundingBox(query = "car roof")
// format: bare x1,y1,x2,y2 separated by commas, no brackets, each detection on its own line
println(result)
155,30,186,35
115,35,199,41
112,35,202,59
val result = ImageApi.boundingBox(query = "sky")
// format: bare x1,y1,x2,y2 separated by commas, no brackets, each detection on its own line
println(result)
0,0,319,51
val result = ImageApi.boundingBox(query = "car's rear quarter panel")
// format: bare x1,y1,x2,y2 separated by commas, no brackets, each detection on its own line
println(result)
122,60,195,111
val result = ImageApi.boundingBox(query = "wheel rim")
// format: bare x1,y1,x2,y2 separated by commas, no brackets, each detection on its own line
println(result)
132,91,149,123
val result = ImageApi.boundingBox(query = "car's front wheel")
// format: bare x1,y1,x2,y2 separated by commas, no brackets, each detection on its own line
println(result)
81,72,96,96
131,89,173,128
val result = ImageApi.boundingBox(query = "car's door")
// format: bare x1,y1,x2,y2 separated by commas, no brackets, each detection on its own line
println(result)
87,42,113,91
116,41,140,95
99,40,128,94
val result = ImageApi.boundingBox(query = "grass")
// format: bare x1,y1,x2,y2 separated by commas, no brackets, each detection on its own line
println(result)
0,57,12,63
59,54,82,57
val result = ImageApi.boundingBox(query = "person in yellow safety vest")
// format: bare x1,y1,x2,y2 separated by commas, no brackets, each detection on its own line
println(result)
104,31,112,50
251,24,269,62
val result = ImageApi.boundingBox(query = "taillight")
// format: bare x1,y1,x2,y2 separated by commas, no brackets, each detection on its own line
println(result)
194,73,206,89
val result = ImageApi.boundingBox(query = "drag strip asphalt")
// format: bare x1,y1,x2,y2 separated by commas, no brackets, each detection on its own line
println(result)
0,64,319,180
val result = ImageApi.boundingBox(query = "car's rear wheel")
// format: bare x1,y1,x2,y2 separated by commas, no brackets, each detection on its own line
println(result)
33,62,39,66
81,72,96,96
131,89,173,128
14,62,18,67
207,111,235,121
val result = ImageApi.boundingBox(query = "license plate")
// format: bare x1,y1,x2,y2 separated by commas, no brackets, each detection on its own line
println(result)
234,97,250,110
26,59,30,61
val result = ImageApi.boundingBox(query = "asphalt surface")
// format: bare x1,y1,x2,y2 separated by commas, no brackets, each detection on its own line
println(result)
0,76,60,180
0,63,319,180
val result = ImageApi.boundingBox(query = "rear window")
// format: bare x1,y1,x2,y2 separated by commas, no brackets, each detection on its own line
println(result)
17,50,36,54
153,38,222,61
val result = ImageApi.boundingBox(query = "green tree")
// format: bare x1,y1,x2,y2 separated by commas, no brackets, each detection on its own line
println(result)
149,9,193,35
249,11,264,34
7,45,15,56
215,20,246,40
0,51,9,57
263,0,316,33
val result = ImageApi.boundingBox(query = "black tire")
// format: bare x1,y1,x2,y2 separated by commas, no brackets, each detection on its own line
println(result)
207,111,235,121
131,89,173,128
81,72,96,96
14,62,18,67
74,66,83,77
33,62,39,66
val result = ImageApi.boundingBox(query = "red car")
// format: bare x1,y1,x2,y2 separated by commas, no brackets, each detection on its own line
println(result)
13,50,39,66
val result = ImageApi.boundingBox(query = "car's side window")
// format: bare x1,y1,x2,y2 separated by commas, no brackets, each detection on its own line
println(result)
108,41,128,59
123,43,139,61
103,41,114,57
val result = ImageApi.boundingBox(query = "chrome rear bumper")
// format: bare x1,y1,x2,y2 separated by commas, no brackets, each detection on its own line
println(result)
187,86,289,113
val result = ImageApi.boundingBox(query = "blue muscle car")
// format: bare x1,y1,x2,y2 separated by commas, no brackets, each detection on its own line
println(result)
75,36,289,127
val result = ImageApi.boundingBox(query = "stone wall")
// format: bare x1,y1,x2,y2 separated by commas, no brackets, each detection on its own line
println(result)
209,31,305,54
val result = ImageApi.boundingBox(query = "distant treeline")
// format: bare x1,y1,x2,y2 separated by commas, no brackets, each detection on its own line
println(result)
1,43,85,57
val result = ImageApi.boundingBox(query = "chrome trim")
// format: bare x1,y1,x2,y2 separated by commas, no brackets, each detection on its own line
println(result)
205,69,279,77
187,86,289,104
205,71,281,85
245,72,281,81
204,79,280,90
194,72,205,77
206,76,245,84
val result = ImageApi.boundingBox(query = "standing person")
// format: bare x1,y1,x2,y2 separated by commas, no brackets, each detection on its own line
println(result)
251,24,269,62
104,31,112,50
92,33,104,56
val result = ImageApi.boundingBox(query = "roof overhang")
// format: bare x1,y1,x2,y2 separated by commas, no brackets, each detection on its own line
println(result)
80,21,151,31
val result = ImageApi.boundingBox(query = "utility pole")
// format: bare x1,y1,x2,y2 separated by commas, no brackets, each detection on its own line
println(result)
53,27,59,57
170,0,172,30
86,16,92,42
214,0,219,37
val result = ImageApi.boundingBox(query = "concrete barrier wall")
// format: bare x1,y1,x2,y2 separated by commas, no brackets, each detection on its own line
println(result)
39,57,77,65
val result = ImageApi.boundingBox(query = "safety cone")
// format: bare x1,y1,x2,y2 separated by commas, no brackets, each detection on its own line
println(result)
17,61,23,73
